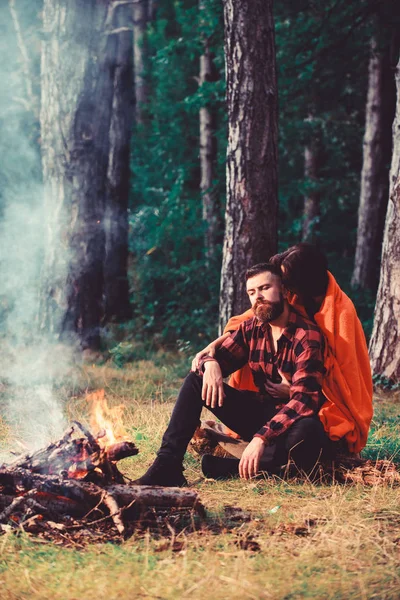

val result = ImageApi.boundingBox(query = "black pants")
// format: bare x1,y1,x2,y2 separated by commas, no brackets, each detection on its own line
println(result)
159,372,335,474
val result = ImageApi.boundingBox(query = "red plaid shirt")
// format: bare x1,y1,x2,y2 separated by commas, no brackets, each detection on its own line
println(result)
200,308,325,443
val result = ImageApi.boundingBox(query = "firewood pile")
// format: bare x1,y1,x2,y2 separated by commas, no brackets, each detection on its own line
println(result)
0,421,205,545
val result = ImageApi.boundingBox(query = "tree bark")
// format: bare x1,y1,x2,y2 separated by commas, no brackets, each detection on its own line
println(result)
219,0,278,332
369,58,400,382
39,0,130,348
351,38,395,291
199,0,220,263
104,2,134,323
133,0,148,125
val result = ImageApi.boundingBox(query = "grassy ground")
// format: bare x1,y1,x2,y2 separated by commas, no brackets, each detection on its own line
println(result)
0,348,400,600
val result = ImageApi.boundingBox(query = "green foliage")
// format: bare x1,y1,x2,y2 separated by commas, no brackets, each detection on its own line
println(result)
129,0,226,344
372,374,400,391
275,0,370,255
109,342,137,368
129,0,397,343
363,408,400,463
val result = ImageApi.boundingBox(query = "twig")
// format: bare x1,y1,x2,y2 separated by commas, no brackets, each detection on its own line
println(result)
72,421,96,445
101,491,125,535
25,498,52,515
80,494,105,521
0,489,37,522
65,498,137,530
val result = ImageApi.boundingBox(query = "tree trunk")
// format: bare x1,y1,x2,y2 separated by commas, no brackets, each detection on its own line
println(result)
104,3,134,323
40,0,117,349
369,58,400,382
133,0,148,125
351,38,395,291
199,0,220,263
219,0,278,332
302,113,321,243
147,0,158,21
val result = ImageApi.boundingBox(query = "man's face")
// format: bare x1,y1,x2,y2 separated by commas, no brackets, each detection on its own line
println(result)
246,271,285,323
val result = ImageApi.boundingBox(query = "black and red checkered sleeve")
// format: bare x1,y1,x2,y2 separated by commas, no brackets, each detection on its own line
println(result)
199,321,251,377
254,330,325,443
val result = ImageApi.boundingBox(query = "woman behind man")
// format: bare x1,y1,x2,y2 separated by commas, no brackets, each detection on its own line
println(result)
194,243,373,455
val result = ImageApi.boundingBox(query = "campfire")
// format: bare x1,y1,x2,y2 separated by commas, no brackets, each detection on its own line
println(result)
7,390,138,485
0,390,204,542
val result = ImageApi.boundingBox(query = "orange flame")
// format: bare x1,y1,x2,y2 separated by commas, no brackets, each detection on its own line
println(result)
86,389,128,450
68,464,90,480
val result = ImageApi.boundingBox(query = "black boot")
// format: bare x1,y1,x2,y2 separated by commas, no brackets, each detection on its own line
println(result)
134,455,187,487
201,454,240,480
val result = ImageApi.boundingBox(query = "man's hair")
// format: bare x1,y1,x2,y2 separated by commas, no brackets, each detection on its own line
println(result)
270,243,329,298
245,262,281,281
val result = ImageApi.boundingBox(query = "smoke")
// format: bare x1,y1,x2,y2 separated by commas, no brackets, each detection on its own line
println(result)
0,2,72,453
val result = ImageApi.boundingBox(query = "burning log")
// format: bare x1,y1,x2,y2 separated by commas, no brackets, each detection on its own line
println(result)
106,441,138,462
0,391,205,540
7,421,138,484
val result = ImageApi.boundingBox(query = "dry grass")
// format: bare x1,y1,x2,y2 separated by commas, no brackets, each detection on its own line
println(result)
0,354,399,600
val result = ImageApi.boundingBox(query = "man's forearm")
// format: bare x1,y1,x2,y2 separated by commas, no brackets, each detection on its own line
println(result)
198,330,249,377
253,396,317,444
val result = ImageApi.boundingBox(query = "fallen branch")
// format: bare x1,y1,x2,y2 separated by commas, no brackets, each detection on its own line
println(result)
0,467,205,536
101,491,125,535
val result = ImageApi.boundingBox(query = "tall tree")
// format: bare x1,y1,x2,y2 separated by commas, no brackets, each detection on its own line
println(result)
351,36,396,291
104,2,134,323
369,57,400,382
199,0,220,263
39,0,125,349
133,0,149,124
219,0,278,332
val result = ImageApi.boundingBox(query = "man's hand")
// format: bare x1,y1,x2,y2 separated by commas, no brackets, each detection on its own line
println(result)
191,344,217,372
239,437,266,480
202,361,225,408
264,370,290,400
191,333,230,372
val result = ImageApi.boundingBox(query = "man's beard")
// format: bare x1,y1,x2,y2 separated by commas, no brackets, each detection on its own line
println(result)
253,295,285,323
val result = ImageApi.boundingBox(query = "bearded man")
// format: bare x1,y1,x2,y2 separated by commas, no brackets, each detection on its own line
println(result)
135,263,332,487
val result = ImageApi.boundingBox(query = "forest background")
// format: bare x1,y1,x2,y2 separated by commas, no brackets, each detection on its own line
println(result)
1,0,400,389
1,3,400,598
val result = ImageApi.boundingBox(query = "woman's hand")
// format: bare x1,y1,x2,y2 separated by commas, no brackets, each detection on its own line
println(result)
264,370,291,400
191,333,230,371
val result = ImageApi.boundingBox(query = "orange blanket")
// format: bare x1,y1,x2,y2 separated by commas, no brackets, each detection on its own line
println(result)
223,273,373,453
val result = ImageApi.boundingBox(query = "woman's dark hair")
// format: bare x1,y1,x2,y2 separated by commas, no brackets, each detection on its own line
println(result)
269,243,329,317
